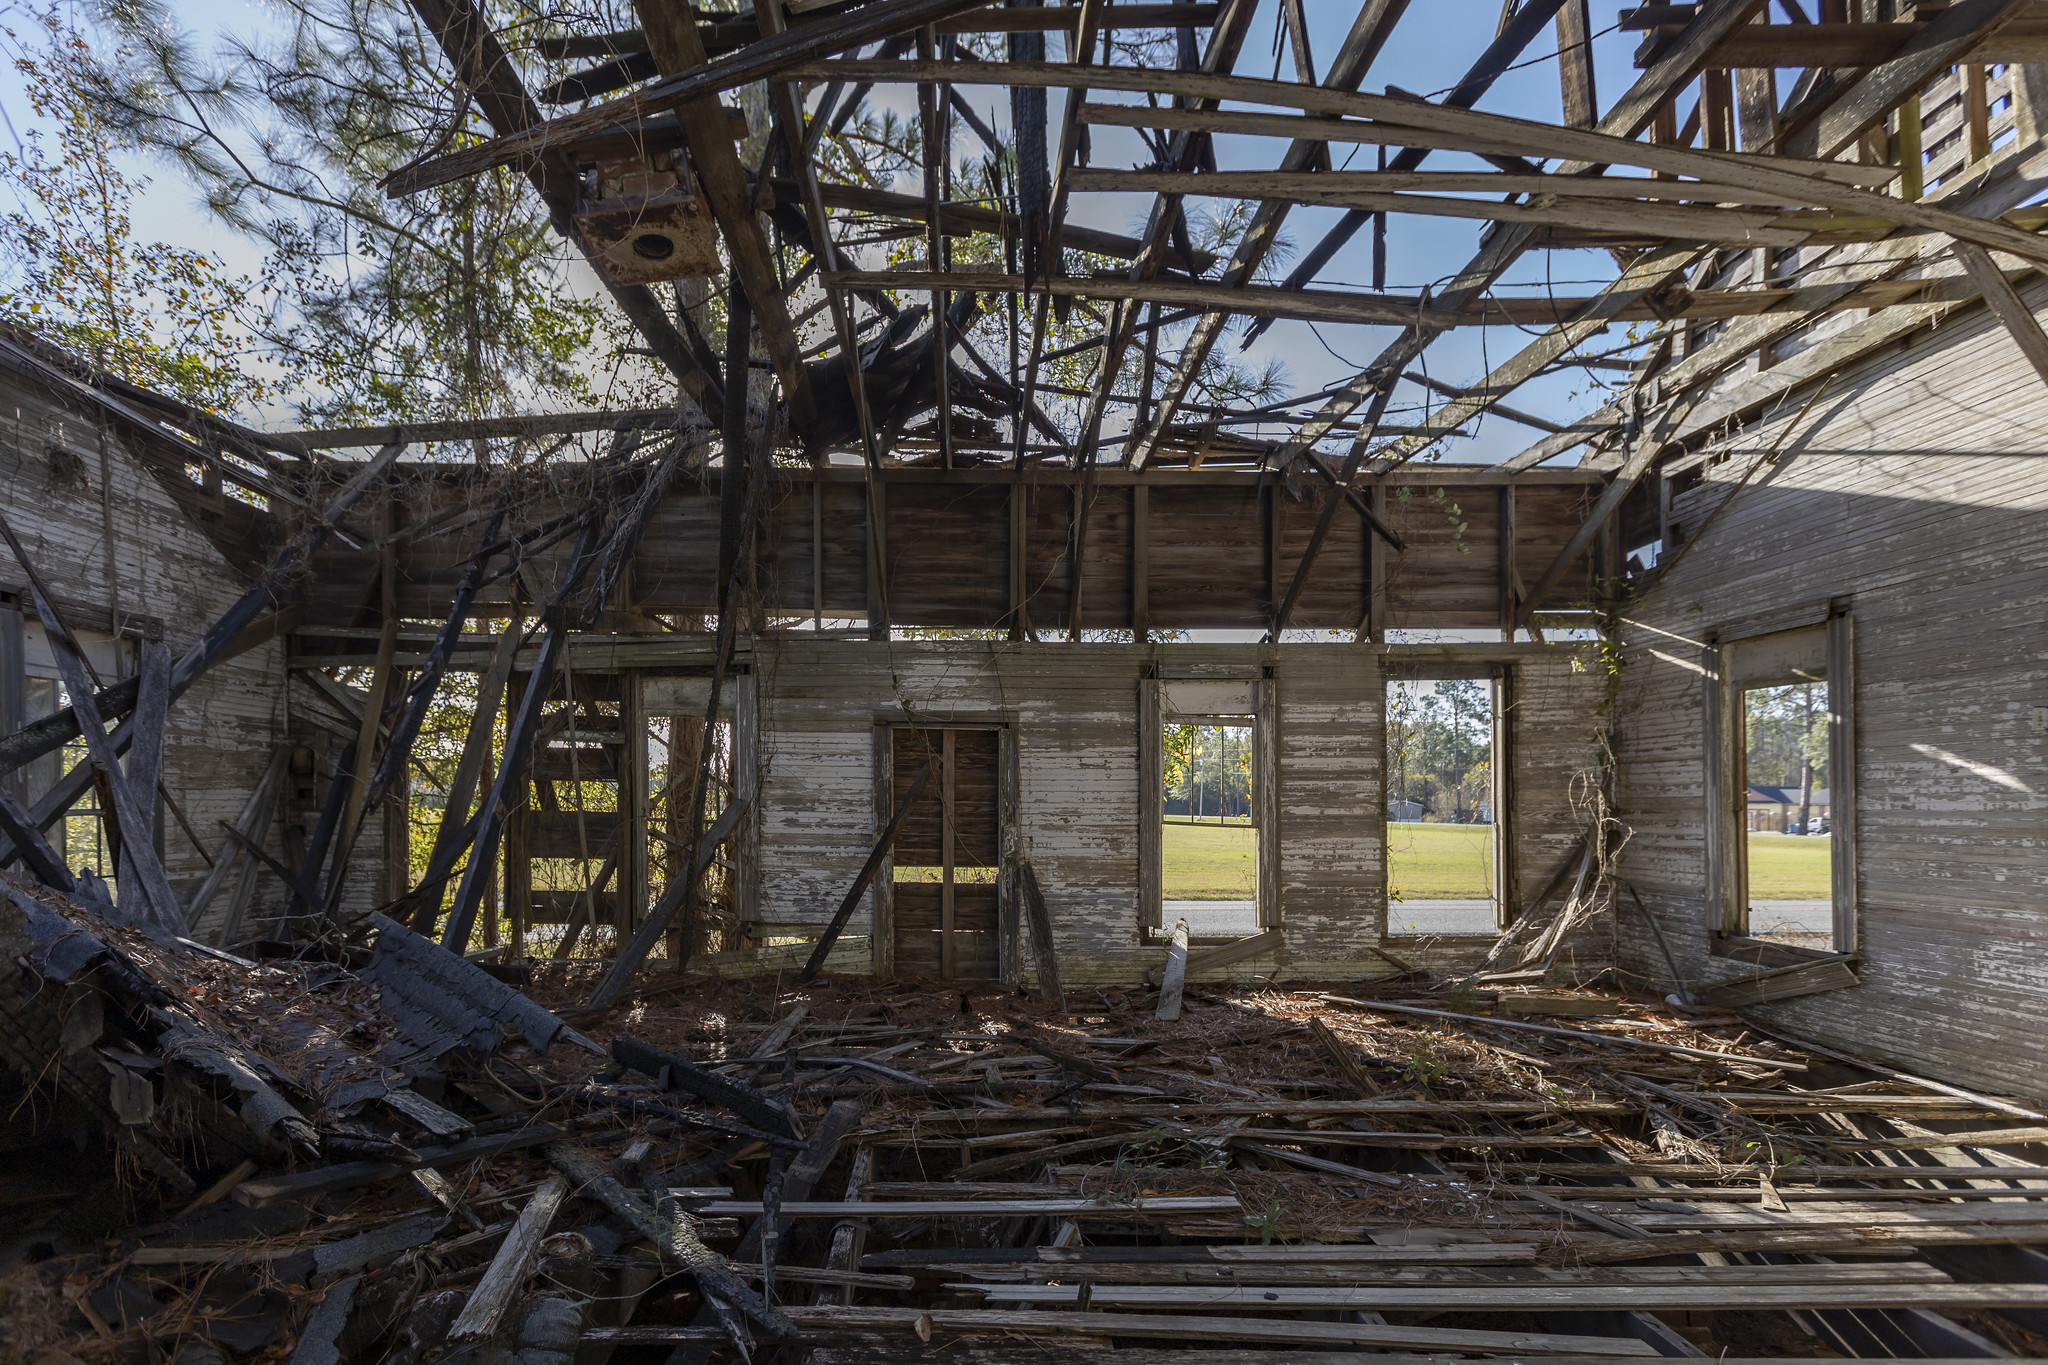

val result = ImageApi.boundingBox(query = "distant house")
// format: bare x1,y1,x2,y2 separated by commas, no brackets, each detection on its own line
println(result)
1748,785,1830,832
1388,799,1424,822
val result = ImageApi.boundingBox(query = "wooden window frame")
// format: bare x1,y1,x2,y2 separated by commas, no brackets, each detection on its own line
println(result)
1703,601,1857,964
1142,674,1277,942
1381,663,1509,942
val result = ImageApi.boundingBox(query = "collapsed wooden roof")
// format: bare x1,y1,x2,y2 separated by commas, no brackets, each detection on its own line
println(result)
315,0,2048,638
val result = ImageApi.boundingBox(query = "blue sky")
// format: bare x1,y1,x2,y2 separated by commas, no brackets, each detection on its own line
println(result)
0,0,1667,457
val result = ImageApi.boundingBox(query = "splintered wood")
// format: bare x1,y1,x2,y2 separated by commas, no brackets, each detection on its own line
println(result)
281,973,2048,1359
20,922,2048,1364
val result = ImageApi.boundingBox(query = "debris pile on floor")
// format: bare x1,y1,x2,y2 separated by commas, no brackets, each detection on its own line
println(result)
7,886,2048,1364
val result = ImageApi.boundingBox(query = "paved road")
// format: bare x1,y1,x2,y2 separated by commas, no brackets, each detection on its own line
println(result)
1748,901,1832,937
1162,899,1833,942
1164,900,1259,936
1388,899,1497,937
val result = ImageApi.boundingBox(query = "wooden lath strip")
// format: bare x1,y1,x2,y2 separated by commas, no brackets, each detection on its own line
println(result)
1121,0,1414,473
1496,115,2048,471
799,60,2048,264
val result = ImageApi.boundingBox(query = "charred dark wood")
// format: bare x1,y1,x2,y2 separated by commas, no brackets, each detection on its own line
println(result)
610,1036,797,1139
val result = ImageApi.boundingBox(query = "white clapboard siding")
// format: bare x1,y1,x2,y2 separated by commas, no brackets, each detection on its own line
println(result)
1614,271,2048,1099
0,362,320,931
754,640,1604,984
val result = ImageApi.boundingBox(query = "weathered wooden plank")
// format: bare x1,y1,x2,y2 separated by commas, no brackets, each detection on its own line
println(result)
963,1282,2048,1310
1155,918,1188,1020
784,1306,1656,1354
449,1175,567,1339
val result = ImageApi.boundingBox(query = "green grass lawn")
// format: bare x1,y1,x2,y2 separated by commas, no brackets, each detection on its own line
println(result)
1160,819,1498,900
1747,833,1831,899
1162,818,1257,899
1388,822,1493,900
1158,824,1831,901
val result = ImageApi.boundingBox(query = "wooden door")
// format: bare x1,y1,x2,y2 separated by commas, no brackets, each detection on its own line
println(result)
891,727,1000,979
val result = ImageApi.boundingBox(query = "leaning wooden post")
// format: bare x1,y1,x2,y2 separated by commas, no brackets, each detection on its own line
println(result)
1155,916,1189,1021
584,799,748,1010
1017,859,1066,1011
795,756,937,984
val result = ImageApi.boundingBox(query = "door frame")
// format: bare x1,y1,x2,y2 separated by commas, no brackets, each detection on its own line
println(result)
871,717,1016,981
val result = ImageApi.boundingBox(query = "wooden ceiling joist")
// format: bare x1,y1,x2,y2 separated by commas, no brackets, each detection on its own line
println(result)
366,0,2048,558
1672,15,2048,69
1117,0,1414,473
796,181,1219,272
803,60,2048,265
1071,98,1899,186
1498,44,2048,471
1259,0,1775,475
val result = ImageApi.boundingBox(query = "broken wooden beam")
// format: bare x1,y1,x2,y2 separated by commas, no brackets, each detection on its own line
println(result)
584,796,749,1010
611,1036,797,1140
544,1140,797,1348
798,756,935,984
450,1175,569,1339
1145,928,1283,987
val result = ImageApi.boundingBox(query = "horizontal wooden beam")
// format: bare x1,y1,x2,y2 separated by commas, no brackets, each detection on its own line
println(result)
269,457,1611,488
824,268,1443,326
805,180,1218,271
966,1283,2048,1312
824,265,2028,329
1066,173,1868,247
537,5,1225,60
1077,101,1901,187
1687,17,2048,68
273,409,693,451
1068,166,1844,208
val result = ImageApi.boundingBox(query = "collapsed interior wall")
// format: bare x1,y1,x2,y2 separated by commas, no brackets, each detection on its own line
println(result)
0,352,393,938
1611,272,2048,1100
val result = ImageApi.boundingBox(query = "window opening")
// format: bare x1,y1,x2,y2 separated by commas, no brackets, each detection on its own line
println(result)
891,727,999,979
1386,677,1500,938
1161,719,1259,939
60,706,112,883
1739,676,1831,947
643,707,735,959
521,672,630,957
